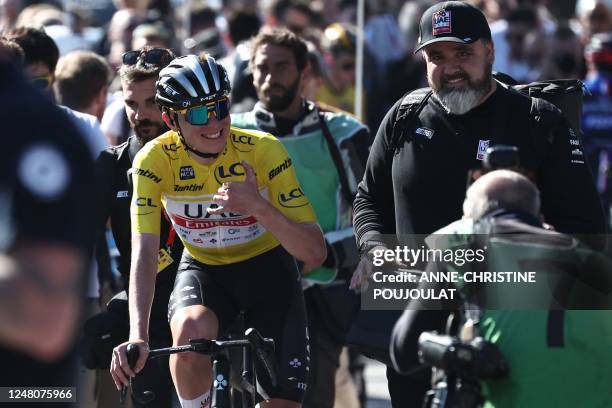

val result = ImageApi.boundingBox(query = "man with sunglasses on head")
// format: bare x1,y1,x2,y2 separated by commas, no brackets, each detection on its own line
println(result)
93,46,180,408
110,52,327,408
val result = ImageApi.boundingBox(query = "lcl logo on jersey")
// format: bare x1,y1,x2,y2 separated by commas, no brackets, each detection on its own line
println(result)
230,133,256,152
214,162,244,184
278,187,309,208
135,197,157,207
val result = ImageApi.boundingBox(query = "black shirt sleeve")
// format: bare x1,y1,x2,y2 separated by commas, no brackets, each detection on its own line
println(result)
94,149,118,234
535,114,607,249
353,101,402,250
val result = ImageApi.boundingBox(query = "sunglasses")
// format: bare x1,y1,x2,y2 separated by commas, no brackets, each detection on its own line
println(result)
122,48,173,66
31,74,54,90
174,99,231,126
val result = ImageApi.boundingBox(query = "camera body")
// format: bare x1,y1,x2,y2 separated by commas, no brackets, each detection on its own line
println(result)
468,145,523,187
417,329,508,407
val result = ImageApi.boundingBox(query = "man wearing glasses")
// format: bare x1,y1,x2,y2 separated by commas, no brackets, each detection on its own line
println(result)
6,27,108,159
94,47,179,408
111,53,326,408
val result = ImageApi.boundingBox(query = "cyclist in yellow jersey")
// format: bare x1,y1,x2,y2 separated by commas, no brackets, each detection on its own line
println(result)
110,53,326,408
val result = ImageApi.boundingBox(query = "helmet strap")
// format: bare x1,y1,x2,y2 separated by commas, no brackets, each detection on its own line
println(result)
173,113,220,159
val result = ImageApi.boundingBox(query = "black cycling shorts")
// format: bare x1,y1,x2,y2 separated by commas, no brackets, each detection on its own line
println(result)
167,245,309,402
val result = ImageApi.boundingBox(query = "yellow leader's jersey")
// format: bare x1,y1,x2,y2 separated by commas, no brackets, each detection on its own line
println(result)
130,127,317,265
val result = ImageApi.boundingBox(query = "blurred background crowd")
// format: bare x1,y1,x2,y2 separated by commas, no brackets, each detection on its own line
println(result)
0,0,610,140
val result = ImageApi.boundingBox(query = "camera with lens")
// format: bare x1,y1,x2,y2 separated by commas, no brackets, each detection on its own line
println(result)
418,331,509,408
468,145,525,187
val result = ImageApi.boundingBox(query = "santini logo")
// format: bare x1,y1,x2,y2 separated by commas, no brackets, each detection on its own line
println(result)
133,168,161,183
174,183,203,192
269,158,292,180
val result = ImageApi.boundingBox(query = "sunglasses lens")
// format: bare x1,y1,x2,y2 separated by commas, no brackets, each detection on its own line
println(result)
184,99,230,125
215,99,230,120
123,48,171,66
144,48,168,65
122,50,139,65
186,105,210,125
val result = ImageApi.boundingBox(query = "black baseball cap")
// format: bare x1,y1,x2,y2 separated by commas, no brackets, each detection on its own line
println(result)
415,1,491,53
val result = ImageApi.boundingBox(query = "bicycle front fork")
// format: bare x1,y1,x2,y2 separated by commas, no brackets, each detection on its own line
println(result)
211,354,231,408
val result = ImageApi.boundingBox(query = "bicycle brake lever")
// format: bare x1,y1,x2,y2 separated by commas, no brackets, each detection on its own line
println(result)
245,328,278,387
120,385,128,404
119,344,140,405
124,343,156,405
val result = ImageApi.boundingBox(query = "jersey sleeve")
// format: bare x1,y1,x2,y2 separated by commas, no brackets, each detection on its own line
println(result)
256,136,318,224
130,144,168,236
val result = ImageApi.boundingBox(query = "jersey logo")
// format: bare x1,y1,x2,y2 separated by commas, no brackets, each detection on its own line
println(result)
117,190,129,198
214,163,244,184
230,133,256,152
135,197,157,207
133,167,162,183
415,127,434,139
269,158,292,181
432,9,452,35
476,140,490,161
183,203,241,219
278,187,309,208
174,183,204,192
180,166,195,180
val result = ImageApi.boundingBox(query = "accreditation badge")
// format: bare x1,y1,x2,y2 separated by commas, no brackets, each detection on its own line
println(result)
157,248,174,273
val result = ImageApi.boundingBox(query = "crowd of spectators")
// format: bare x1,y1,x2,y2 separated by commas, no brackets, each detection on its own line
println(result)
0,0,609,136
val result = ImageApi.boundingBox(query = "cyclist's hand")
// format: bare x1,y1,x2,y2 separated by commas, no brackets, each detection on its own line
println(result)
209,161,263,216
110,339,149,390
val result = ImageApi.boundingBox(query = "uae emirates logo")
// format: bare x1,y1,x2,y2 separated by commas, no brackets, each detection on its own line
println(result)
432,9,452,35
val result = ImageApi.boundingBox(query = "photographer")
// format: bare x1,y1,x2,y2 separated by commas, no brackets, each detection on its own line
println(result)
390,169,612,408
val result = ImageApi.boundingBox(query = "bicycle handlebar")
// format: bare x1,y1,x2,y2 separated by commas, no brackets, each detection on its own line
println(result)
120,329,276,405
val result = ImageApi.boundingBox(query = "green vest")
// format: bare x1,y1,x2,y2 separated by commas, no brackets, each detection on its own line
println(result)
428,218,612,407
232,104,366,283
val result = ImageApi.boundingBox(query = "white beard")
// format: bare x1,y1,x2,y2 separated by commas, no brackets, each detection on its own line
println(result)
433,85,488,115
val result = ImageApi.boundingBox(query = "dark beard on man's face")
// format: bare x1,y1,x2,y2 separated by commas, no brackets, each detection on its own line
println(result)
134,119,168,142
431,63,493,115
260,76,301,112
